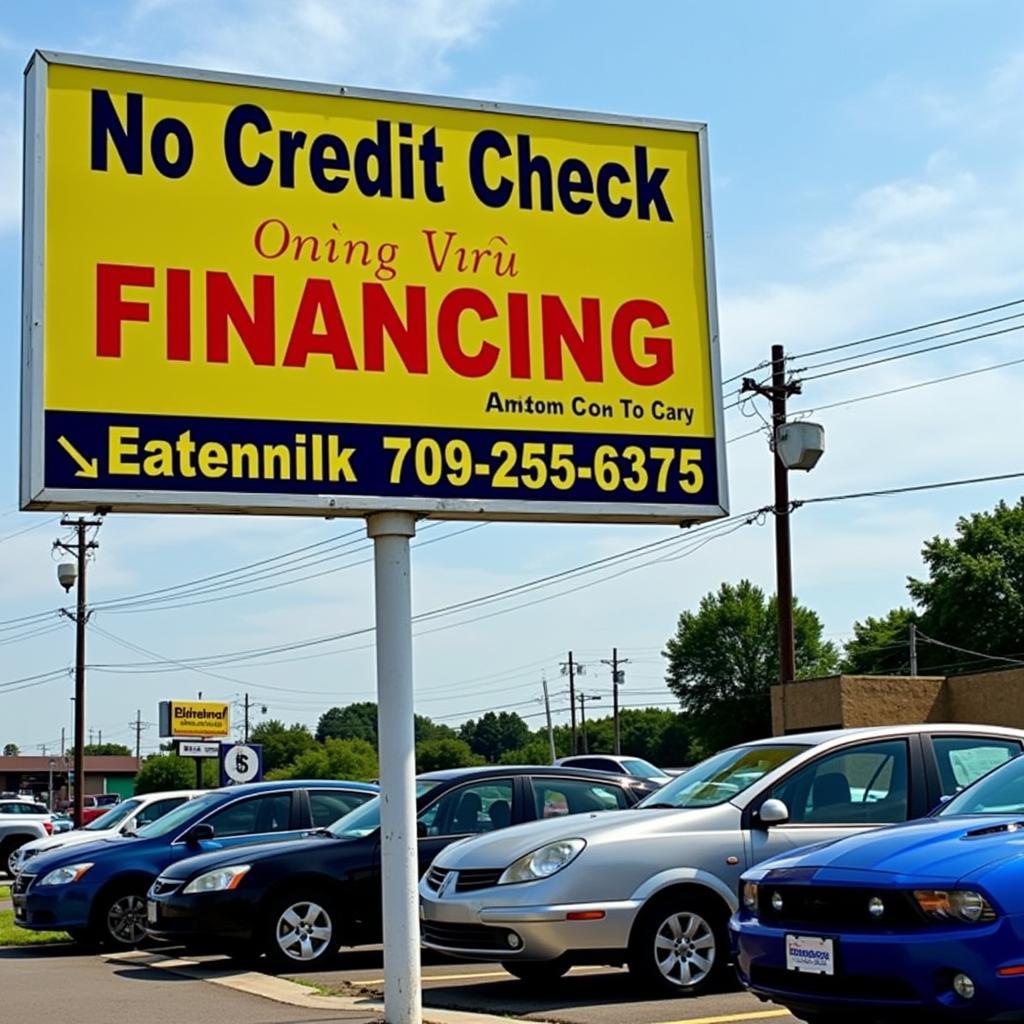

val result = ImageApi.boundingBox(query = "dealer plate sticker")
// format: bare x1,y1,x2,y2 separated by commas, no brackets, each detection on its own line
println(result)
147,900,158,925
785,934,835,975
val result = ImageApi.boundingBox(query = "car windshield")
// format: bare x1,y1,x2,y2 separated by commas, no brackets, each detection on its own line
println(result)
83,797,143,831
637,744,808,809
136,792,219,838
620,757,666,779
940,753,1024,815
329,781,442,838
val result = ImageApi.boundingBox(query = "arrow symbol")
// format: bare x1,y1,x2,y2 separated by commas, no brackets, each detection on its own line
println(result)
57,436,99,479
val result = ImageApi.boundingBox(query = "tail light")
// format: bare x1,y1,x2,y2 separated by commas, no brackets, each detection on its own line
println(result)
43,819,53,835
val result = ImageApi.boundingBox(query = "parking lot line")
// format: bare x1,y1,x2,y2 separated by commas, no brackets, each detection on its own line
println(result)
655,1011,791,1024
353,965,617,985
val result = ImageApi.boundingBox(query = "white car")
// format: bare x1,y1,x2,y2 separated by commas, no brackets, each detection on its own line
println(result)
8,790,201,875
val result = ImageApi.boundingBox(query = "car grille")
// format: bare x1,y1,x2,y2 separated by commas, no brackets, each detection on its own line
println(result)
150,878,182,897
13,873,36,895
425,867,504,893
422,921,516,952
750,965,916,1001
757,885,923,930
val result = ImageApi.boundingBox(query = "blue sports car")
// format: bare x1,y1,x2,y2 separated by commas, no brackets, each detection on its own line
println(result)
732,752,1024,1022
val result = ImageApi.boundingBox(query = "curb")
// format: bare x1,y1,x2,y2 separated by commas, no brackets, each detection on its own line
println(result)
104,951,549,1024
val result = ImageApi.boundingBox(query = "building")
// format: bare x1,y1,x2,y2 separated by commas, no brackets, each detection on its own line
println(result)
0,754,139,804
772,667,1024,734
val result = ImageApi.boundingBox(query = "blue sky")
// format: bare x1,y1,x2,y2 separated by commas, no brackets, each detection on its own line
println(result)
2,0,1024,756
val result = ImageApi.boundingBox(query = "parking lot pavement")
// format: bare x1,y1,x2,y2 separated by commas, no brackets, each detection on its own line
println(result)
293,951,799,1024
0,945,373,1024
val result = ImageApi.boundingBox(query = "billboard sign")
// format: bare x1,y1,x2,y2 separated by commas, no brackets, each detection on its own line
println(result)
220,743,263,786
21,52,726,524
158,700,231,738
177,740,220,758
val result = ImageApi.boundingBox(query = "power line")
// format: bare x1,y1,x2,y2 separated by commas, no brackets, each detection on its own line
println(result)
791,470,1024,510
916,631,1024,668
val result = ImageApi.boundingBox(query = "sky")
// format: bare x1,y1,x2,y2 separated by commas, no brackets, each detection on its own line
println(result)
2,0,1024,757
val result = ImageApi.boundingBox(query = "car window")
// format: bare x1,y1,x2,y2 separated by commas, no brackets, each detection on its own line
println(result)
941,751,1024,814
620,757,664,779
84,798,144,831
309,789,374,828
566,757,613,772
531,777,630,817
329,781,439,839
420,780,514,837
932,737,1022,796
135,797,188,827
139,792,220,838
204,793,292,837
771,739,910,825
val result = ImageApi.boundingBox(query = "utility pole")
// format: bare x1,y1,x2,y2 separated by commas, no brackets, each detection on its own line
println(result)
909,622,918,676
541,675,556,764
54,517,100,829
601,649,629,755
577,693,602,754
244,692,251,742
97,729,102,747
560,654,586,754
742,347,801,687
131,710,144,761
59,728,65,758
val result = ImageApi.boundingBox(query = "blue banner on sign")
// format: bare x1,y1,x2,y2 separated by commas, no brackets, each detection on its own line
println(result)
218,743,264,787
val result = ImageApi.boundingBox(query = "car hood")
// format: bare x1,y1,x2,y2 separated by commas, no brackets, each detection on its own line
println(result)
756,815,1024,886
434,806,692,869
159,832,357,879
23,834,142,875
20,829,119,857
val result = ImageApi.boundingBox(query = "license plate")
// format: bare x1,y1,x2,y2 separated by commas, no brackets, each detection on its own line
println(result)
147,900,158,925
14,906,25,921
785,934,835,975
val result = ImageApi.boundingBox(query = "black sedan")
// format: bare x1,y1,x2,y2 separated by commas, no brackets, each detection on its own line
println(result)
144,765,654,968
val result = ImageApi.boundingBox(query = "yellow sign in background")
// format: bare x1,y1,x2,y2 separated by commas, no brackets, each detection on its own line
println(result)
24,52,726,521
161,700,231,738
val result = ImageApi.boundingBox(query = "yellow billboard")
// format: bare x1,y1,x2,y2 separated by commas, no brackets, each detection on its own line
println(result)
159,700,231,738
21,52,727,523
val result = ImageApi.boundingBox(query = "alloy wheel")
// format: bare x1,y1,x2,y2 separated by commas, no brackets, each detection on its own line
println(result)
107,893,147,946
652,910,716,988
275,900,334,962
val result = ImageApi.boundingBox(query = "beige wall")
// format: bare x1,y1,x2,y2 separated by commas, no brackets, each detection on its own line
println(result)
947,668,1024,729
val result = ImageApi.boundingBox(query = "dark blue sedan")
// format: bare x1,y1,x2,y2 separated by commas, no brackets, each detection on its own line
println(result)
731,753,1024,1022
12,780,376,948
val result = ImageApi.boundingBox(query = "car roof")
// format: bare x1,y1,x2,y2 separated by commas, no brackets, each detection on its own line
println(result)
742,723,1024,748
201,779,379,798
417,764,652,785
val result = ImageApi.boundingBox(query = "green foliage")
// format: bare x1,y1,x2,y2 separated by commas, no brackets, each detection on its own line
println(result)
415,716,457,743
498,736,555,765
460,711,531,762
268,737,378,781
82,743,133,757
664,579,839,751
2,743,19,756
415,738,481,772
249,719,317,772
841,607,918,674
316,702,378,745
134,753,200,794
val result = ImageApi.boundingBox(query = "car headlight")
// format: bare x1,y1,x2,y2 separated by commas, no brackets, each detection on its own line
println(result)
498,839,585,885
182,865,251,894
913,889,996,923
38,862,93,886
742,881,759,911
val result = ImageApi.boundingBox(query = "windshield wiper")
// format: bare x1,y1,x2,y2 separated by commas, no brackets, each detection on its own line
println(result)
639,802,678,810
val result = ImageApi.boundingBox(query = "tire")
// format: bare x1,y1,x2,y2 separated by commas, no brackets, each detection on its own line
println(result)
627,892,728,997
501,957,571,986
2,837,28,877
262,892,339,971
94,882,150,949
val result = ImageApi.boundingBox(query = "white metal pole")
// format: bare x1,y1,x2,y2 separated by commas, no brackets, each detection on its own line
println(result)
367,511,421,1024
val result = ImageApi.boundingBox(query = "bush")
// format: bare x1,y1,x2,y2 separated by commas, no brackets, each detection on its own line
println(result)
416,738,481,772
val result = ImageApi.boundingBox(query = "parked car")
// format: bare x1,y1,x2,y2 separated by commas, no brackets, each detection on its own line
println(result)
556,755,672,786
145,765,655,968
0,799,54,873
9,790,203,875
81,794,122,825
733,749,1024,1023
11,780,377,948
50,814,74,834
420,725,1024,994
0,820,50,878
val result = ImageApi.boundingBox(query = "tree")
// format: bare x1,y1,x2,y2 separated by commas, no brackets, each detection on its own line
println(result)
416,738,480,772
415,715,457,744
664,580,839,752
460,711,531,762
316,702,379,745
498,736,555,765
269,738,378,782
134,753,197,794
841,608,918,675
249,719,317,772
2,743,19,756
83,743,133,757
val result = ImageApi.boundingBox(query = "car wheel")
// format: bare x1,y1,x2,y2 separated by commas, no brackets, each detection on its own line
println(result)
263,893,338,970
1,837,26,877
96,884,149,949
501,957,571,985
627,893,727,997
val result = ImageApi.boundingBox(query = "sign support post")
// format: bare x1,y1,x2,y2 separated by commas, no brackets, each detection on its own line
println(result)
367,511,421,1024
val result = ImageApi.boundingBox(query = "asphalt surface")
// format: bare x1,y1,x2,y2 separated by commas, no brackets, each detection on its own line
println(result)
0,945,373,1024
292,950,800,1024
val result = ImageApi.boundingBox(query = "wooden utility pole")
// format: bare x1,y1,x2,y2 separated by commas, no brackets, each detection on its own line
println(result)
602,649,629,755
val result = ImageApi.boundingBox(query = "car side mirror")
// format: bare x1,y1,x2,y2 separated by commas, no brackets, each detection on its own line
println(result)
417,821,428,838
757,798,790,827
184,823,215,846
